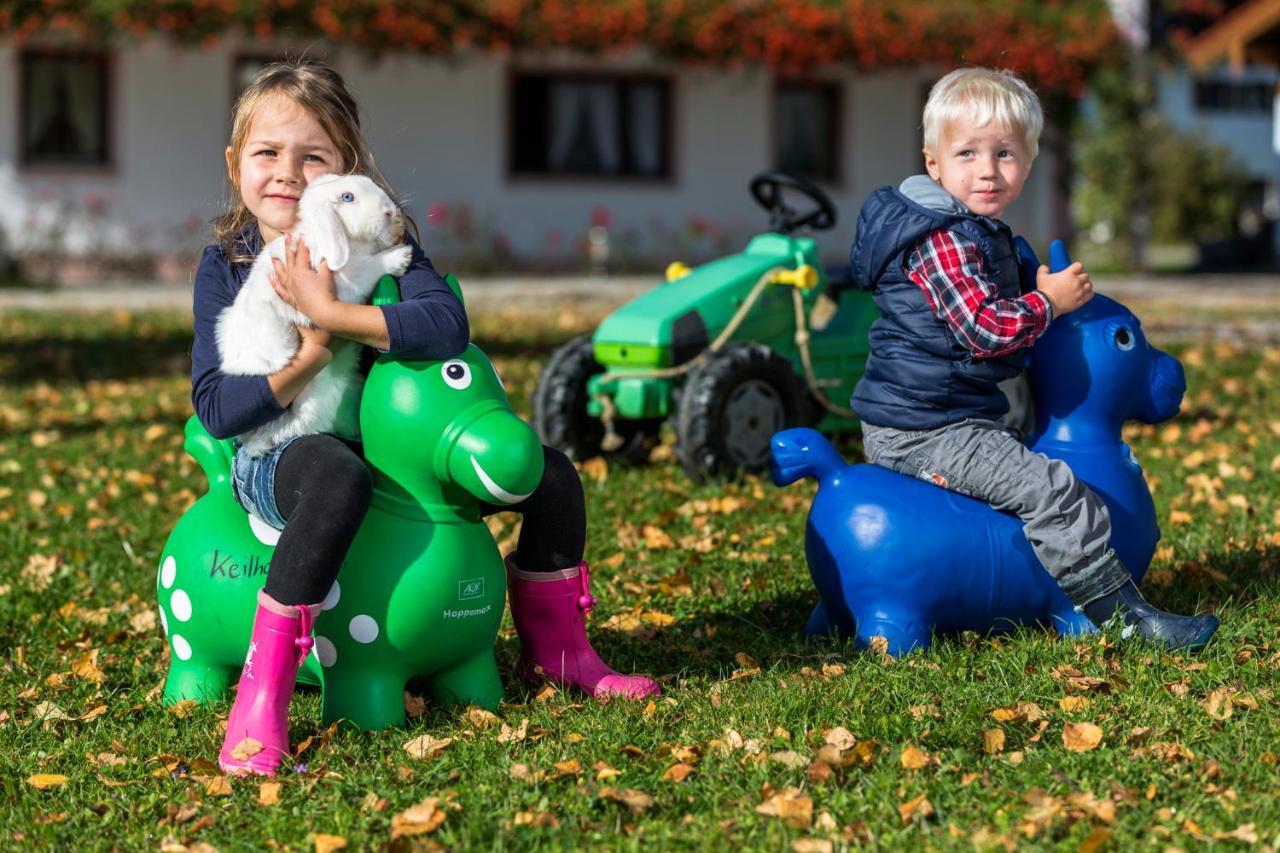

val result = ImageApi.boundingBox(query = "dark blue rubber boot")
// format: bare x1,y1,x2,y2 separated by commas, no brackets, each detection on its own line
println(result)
1083,580,1219,652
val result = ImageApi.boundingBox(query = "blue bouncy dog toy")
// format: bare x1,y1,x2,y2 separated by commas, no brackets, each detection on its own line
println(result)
771,241,1186,655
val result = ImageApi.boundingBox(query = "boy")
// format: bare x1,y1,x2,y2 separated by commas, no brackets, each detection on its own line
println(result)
848,67,1217,651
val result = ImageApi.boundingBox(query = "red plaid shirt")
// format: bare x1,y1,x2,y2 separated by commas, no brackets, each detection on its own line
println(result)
905,229,1053,359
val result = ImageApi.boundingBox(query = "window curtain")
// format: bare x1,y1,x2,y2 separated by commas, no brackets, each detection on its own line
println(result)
776,88,830,179
548,80,621,174
628,83,663,175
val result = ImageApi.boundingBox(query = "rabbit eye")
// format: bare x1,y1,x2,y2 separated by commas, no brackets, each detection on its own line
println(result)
339,192,355,203
442,360,472,389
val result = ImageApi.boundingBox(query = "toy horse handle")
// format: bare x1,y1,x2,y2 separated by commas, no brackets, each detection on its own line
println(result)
1013,237,1072,279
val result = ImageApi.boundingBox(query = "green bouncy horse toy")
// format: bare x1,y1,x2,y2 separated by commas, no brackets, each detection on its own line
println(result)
157,277,545,730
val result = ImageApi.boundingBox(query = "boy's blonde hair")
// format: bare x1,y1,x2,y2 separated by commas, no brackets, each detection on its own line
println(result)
214,59,415,262
922,67,1043,160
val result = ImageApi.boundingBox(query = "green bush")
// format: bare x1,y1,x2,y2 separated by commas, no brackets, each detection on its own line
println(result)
1074,63,1253,270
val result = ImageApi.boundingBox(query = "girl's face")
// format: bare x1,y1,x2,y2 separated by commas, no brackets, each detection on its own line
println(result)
227,94,343,243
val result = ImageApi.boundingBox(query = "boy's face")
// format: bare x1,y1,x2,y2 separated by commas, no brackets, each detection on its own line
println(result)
923,117,1033,219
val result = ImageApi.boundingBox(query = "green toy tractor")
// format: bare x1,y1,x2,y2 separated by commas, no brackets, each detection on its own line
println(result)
532,172,878,481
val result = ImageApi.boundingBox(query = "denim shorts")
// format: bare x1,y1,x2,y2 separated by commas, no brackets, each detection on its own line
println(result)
230,436,302,531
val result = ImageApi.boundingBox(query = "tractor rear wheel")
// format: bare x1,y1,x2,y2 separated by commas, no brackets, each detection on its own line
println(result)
532,335,660,465
676,343,810,481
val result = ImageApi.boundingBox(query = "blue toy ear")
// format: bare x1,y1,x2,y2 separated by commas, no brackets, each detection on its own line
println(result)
1049,239,1072,273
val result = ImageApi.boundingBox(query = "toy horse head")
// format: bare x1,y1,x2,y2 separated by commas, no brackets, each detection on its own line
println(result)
1025,243,1185,444
359,345,545,515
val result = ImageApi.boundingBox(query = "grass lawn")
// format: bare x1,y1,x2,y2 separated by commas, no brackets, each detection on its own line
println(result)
1,303,1277,850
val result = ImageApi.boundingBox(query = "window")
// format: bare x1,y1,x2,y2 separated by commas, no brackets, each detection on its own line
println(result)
773,81,840,183
509,73,671,179
1194,78,1274,113
20,51,111,167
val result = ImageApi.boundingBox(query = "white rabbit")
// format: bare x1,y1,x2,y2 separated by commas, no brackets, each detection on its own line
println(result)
216,173,413,457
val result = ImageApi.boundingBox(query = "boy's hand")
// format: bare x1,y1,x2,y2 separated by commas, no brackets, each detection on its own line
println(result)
1036,262,1093,317
271,235,339,327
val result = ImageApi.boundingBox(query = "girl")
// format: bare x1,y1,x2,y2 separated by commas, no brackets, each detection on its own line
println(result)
192,60,657,777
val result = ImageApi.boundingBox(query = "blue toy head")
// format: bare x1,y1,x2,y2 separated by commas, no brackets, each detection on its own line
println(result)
1030,293,1185,431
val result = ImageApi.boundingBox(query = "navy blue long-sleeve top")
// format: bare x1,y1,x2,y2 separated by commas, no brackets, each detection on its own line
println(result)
191,225,470,440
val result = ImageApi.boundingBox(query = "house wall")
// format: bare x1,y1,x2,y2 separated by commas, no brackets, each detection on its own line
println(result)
1157,65,1280,252
0,39,1059,277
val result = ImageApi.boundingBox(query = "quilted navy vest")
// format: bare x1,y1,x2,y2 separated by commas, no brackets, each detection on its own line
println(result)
849,185,1026,430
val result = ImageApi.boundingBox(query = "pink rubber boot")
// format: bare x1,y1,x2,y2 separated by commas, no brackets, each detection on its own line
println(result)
506,556,659,700
218,591,320,776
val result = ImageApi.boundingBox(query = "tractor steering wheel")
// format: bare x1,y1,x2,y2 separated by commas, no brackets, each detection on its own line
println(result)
749,171,838,234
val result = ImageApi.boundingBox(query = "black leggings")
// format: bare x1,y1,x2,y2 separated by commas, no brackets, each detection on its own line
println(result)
264,435,585,606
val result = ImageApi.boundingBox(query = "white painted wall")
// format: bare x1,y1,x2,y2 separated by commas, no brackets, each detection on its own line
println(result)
0,39,1060,276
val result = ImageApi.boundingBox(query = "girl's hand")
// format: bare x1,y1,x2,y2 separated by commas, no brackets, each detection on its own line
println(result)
271,235,339,328
296,322,332,354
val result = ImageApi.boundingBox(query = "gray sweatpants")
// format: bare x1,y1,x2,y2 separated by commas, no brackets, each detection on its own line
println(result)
861,418,1131,607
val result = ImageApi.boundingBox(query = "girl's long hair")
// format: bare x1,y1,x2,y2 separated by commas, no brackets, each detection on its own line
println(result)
213,59,417,263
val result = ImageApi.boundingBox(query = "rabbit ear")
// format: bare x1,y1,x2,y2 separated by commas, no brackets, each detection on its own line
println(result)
306,200,349,271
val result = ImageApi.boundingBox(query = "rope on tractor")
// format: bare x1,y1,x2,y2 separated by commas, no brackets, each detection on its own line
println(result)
592,265,856,451
791,286,858,419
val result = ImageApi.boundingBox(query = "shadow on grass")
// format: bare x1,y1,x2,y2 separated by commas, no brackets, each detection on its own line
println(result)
0,329,195,384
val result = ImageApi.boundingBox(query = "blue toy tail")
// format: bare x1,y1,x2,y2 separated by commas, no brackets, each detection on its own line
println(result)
770,428,842,486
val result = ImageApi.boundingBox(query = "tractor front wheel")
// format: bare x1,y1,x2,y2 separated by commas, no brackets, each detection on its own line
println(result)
676,343,809,481
532,335,659,465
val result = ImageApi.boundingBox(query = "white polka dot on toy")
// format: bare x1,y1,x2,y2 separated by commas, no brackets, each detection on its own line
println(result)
348,615,379,644
160,555,176,589
322,581,341,611
248,514,281,546
170,589,192,622
315,635,337,667
171,634,192,661
159,608,169,635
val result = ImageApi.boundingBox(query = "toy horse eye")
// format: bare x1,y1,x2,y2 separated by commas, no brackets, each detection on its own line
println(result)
442,360,472,389
339,192,355,202
1114,327,1135,351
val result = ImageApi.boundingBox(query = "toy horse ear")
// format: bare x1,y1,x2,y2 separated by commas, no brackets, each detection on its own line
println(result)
307,201,350,271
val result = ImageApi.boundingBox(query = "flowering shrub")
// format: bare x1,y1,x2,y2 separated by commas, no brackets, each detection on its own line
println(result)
3,0,1121,94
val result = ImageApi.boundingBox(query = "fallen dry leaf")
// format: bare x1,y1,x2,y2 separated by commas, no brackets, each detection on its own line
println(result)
1059,696,1091,713
662,762,695,782
230,738,263,761
643,525,674,549
205,776,233,797
982,728,1006,755
70,649,105,684
259,781,281,806
792,840,834,853
1063,722,1104,752
898,794,935,824
550,759,583,780
463,707,500,730
27,773,68,789
403,734,453,760
823,727,856,751
390,796,448,839
769,750,809,770
599,787,654,814
313,833,347,853
498,718,529,744
757,787,813,829
900,744,932,770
